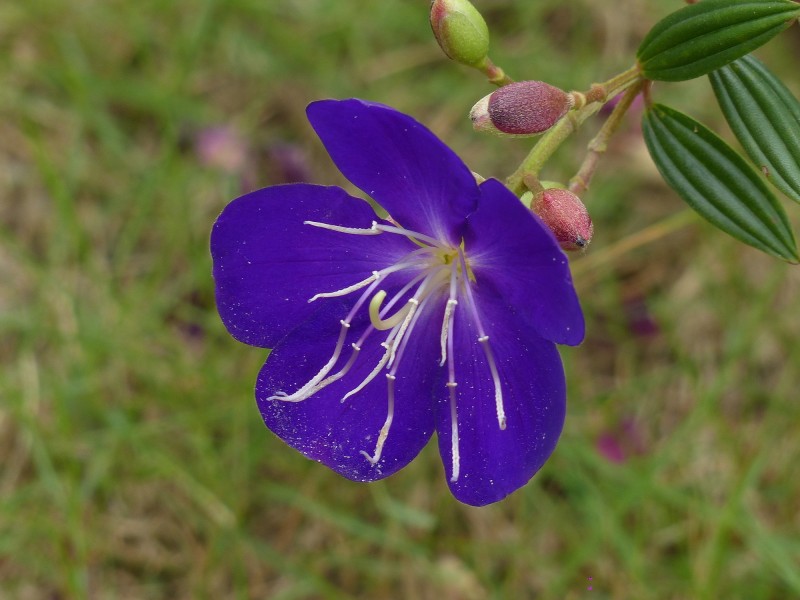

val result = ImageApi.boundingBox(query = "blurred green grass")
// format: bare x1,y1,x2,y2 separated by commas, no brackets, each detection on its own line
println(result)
1,0,799,598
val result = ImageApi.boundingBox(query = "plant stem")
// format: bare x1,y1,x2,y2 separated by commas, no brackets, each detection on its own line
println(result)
478,57,514,87
569,80,644,195
505,65,642,195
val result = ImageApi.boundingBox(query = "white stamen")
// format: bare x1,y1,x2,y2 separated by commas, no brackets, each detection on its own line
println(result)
307,246,432,304
341,341,393,402
277,251,433,402
479,335,506,430
387,298,419,368
338,272,430,402
439,260,460,366
344,266,446,401
340,277,428,399
313,343,361,391
373,223,445,248
440,299,458,367
360,373,396,465
267,320,350,402
304,220,380,236
269,267,391,402
308,271,380,303
389,293,435,378
458,250,506,431
447,381,460,482
306,218,444,250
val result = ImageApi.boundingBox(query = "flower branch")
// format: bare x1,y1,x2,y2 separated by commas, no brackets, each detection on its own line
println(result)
569,80,645,195
505,66,642,195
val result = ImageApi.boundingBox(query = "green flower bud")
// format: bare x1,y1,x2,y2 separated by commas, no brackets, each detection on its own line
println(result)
430,0,490,68
470,81,572,137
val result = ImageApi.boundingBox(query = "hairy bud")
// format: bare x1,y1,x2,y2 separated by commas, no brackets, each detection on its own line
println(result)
430,0,490,68
470,81,572,137
531,188,594,251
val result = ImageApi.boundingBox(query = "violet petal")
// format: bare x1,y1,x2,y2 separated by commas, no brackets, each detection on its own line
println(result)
257,298,440,481
306,99,478,245
464,179,585,346
211,183,411,348
435,282,566,506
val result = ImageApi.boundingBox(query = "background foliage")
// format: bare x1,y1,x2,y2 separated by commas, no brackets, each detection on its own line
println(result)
1,0,799,598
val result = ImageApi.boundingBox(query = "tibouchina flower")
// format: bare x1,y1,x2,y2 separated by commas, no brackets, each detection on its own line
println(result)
211,99,584,506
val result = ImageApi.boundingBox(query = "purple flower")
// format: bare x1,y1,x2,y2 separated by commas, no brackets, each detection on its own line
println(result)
210,99,584,506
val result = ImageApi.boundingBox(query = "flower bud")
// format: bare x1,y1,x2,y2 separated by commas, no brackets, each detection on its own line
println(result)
430,0,490,68
470,81,572,137
531,188,593,251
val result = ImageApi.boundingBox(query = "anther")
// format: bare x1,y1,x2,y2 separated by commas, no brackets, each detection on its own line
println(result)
308,273,380,303
439,298,458,366
303,220,381,236
478,335,506,430
448,382,460,483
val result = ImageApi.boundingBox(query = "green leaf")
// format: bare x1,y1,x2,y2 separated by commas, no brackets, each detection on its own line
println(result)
642,103,798,262
709,54,800,203
637,0,800,82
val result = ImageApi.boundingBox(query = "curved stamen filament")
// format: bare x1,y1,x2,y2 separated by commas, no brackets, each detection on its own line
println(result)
458,249,506,431
311,342,361,392
343,284,424,400
362,290,436,467
369,290,411,331
269,268,388,403
267,320,350,402
316,269,431,399
271,247,441,403
343,265,446,404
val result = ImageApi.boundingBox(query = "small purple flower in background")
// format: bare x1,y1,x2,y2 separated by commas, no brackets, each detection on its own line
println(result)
596,417,647,464
264,143,311,184
195,126,250,175
211,99,584,506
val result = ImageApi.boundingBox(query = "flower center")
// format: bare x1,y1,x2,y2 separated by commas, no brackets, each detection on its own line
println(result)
267,219,506,482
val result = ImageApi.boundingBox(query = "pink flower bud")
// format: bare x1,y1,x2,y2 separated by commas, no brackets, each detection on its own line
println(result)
470,81,572,137
531,188,593,251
